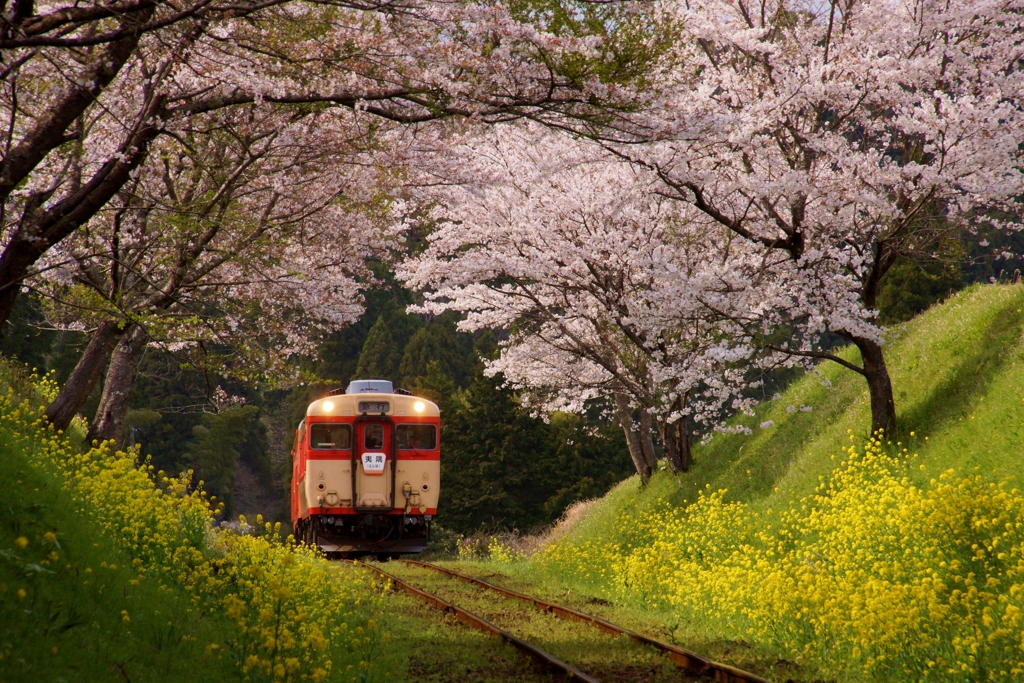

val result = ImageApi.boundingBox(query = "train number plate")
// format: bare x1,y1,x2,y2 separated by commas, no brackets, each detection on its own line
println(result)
361,452,387,474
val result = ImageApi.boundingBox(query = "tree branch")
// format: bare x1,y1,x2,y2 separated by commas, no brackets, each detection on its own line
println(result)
766,344,867,376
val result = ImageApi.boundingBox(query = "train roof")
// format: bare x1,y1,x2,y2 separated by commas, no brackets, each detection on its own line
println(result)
306,392,440,418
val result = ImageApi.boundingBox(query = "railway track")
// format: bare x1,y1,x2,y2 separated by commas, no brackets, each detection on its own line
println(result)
355,559,773,683
354,560,598,682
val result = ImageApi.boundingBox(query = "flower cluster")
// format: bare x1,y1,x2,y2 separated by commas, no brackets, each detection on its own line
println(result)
537,433,1024,681
486,536,526,565
1,367,385,682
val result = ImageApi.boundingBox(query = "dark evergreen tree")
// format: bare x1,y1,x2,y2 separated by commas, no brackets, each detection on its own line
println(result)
399,318,474,388
182,405,261,516
877,257,963,324
436,332,633,533
440,363,553,533
315,270,419,384
354,314,406,381
410,359,458,415
540,412,633,518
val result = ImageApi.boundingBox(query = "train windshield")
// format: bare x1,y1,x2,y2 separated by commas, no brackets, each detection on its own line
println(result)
310,423,352,450
364,423,385,450
396,424,437,450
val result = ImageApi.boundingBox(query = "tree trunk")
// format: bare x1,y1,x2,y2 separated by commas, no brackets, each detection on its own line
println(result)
613,391,653,483
659,394,692,474
852,335,897,435
87,325,147,447
637,406,659,472
44,320,124,433
660,418,691,473
676,418,691,472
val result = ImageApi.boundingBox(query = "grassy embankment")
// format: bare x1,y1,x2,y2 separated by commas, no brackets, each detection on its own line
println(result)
0,363,388,683
0,360,581,683
441,283,1024,682
6,284,1022,682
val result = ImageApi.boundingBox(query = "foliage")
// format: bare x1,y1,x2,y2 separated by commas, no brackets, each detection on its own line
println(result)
440,352,633,534
537,434,1024,681
183,405,263,516
486,536,527,564
402,0,1024,440
1,0,643,343
400,126,755,440
877,258,964,325
314,271,421,386
0,361,385,682
354,315,406,383
398,317,474,389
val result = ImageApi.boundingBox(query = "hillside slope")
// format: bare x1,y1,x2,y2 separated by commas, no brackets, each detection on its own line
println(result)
520,283,1024,683
565,282,1024,537
0,363,387,683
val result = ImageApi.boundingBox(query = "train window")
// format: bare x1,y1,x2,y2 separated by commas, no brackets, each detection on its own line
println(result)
364,423,385,450
396,424,437,450
310,423,352,450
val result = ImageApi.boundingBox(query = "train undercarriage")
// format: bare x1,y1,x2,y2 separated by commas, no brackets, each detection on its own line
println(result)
295,513,430,559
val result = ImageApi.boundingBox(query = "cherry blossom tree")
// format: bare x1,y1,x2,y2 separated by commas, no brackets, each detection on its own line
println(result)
400,126,762,480
0,0,647,337
606,0,1024,434
36,105,391,441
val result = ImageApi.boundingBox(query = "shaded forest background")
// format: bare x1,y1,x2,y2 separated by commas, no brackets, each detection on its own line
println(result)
3,229,1020,534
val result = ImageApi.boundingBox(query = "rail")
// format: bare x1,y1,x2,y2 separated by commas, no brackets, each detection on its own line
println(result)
402,559,773,683
350,560,599,683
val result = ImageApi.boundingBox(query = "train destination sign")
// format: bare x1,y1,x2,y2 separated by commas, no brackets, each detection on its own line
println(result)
361,451,387,474
358,401,390,414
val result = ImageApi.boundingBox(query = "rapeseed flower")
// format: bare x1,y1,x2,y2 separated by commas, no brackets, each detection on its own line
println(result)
537,434,1024,682
0,364,385,683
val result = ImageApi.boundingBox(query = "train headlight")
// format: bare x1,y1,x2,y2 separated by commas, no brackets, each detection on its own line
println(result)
323,400,334,412
413,401,425,413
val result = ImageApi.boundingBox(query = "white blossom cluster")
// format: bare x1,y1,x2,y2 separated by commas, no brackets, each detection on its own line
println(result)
400,0,1023,441
400,125,766,430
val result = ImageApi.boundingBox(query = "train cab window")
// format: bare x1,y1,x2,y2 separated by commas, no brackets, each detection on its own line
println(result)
310,423,352,450
364,423,385,450
396,424,437,450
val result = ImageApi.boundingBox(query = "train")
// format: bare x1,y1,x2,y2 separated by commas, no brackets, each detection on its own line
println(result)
290,379,440,557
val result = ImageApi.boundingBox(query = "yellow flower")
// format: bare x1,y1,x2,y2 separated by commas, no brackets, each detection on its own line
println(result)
13,537,27,549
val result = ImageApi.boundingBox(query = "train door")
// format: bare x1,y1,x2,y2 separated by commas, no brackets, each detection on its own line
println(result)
353,418,394,510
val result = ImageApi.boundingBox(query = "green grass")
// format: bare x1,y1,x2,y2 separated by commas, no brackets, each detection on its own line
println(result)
372,561,683,683
368,586,554,683
552,283,1024,546
0,386,237,682
409,559,794,680
426,283,1024,681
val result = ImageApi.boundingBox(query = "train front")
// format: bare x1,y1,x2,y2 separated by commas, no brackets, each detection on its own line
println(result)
290,379,439,556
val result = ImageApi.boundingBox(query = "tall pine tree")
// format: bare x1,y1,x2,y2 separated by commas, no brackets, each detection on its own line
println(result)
354,315,404,380
437,334,633,533
399,318,474,388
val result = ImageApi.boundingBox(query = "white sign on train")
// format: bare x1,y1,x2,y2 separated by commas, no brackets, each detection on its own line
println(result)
361,452,387,473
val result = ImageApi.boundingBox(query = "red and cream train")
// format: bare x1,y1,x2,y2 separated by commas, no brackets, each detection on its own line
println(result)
290,379,439,556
